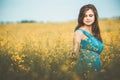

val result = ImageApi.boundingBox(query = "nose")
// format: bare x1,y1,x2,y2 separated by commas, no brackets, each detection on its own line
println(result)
86,16,90,20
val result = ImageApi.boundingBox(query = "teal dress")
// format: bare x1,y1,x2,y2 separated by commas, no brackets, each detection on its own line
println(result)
73,28,104,75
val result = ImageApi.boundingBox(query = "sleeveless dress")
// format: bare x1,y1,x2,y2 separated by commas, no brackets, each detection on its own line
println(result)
73,28,104,75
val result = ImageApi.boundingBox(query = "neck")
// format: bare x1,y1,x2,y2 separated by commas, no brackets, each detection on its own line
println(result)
81,25,93,35
83,25,92,31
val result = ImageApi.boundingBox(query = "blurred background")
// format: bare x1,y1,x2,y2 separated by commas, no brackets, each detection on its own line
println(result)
0,0,120,23
0,0,120,80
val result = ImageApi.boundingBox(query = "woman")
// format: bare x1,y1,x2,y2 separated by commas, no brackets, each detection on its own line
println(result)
71,4,104,80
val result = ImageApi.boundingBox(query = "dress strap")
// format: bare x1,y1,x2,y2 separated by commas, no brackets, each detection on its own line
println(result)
78,28,92,38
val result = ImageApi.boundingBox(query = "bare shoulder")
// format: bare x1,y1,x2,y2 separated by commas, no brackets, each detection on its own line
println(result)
74,29,84,42
74,29,83,36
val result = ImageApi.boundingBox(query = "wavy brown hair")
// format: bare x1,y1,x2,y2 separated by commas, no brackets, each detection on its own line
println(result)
75,4,103,42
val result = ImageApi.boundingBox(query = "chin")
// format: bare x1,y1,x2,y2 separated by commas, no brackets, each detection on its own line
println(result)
85,24,92,26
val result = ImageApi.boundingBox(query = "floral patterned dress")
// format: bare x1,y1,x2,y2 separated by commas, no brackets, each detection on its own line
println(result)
73,28,104,75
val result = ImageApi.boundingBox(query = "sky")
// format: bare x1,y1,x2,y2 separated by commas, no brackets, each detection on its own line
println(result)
0,0,120,22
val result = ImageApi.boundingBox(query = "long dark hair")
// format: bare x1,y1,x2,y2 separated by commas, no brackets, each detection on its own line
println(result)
75,4,103,42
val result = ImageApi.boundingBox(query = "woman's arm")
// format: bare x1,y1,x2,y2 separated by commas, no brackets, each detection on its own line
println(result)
71,30,82,56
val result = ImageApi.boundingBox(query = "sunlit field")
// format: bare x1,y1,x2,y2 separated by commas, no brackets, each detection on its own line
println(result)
0,19,120,80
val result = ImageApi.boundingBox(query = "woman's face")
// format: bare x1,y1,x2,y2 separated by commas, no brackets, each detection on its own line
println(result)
83,9,95,26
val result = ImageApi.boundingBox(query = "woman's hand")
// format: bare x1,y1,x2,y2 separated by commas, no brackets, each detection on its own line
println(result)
69,51,77,60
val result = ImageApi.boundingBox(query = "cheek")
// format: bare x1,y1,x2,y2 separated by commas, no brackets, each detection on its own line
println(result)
83,17,87,22
92,16,95,21
90,17,95,23
83,17,87,20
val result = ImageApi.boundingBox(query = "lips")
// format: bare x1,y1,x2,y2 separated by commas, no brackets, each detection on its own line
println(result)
86,21,91,23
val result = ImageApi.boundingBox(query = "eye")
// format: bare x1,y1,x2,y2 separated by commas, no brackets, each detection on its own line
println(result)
89,14,94,17
84,14,87,17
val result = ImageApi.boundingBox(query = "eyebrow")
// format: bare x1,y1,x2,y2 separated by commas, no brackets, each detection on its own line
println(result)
85,13,94,16
86,13,94,15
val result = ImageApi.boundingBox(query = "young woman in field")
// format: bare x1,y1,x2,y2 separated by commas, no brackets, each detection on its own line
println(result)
71,4,104,80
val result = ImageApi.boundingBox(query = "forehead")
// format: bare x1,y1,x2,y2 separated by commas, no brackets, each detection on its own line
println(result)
85,9,94,15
